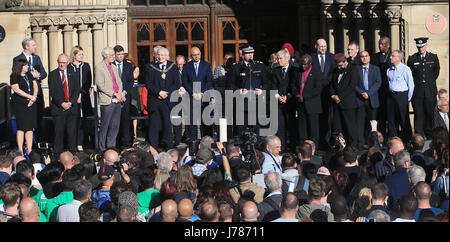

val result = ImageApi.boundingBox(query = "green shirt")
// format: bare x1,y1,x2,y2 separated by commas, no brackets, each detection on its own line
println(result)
45,191,73,222
137,189,160,218
39,211,48,222
31,188,48,213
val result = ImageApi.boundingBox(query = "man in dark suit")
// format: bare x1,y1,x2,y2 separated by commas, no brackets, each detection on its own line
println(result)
113,45,134,148
355,51,382,149
407,37,440,138
13,38,47,142
145,47,181,150
48,54,80,155
330,53,359,146
311,38,336,150
182,46,213,141
257,171,283,222
291,54,324,147
272,49,297,150
434,98,449,131
174,55,187,145
371,36,392,140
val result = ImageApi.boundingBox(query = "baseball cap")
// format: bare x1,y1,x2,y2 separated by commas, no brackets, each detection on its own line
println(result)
98,165,115,180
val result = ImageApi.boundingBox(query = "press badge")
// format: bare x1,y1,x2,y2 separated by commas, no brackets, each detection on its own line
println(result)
414,62,420,65
240,73,246,76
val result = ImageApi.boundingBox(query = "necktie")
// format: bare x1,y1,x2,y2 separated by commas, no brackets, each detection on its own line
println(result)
363,67,369,91
282,67,286,79
320,55,325,72
161,64,165,70
28,56,32,72
195,62,199,77
118,63,122,79
444,113,449,131
61,70,69,101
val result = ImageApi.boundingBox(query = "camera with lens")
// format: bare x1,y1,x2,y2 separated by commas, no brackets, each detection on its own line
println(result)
37,142,52,157
112,157,127,172
234,131,260,174
90,153,103,163
329,132,346,151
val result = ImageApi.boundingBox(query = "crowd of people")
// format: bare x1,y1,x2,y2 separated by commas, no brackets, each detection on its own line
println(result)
1,34,448,222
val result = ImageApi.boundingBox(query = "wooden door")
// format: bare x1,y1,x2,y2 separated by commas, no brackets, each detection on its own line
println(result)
218,17,248,66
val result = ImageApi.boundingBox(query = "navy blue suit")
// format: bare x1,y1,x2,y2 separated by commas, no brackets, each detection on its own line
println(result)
145,61,181,149
113,60,134,148
13,53,47,141
312,52,336,149
355,64,382,147
182,60,213,141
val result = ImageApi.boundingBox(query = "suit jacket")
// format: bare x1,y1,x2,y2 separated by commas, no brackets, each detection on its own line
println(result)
145,61,180,112
311,52,335,85
113,60,134,95
272,64,296,97
371,51,391,95
330,64,359,110
290,66,325,114
95,61,123,106
182,60,213,96
433,107,449,131
48,68,80,116
257,193,282,222
355,64,382,109
68,62,93,117
13,53,47,82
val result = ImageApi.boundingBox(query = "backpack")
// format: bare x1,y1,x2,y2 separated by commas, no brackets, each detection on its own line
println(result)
281,176,309,205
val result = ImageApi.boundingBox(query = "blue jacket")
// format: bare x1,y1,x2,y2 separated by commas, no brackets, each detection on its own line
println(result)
384,167,411,208
355,64,382,109
13,53,47,82
182,60,213,96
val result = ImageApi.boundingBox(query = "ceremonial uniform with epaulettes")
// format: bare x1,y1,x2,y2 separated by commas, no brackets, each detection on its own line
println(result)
407,37,440,138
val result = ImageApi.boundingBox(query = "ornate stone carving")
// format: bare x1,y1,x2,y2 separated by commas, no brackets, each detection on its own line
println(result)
30,15,106,27
384,7,402,22
5,0,23,8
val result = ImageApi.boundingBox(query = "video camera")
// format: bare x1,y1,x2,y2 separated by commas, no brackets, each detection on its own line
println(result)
37,142,52,157
234,131,260,175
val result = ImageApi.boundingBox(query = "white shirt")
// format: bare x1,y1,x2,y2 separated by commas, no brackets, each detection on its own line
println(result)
392,218,416,222
59,68,69,93
57,200,83,222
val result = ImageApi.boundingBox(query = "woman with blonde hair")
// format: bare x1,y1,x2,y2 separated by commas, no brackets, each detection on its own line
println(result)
68,45,93,152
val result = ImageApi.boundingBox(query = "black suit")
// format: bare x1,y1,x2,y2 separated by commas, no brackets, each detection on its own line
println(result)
48,68,80,154
433,107,449,132
371,51,391,138
312,52,336,149
291,66,325,146
330,64,359,145
113,61,134,148
272,64,297,150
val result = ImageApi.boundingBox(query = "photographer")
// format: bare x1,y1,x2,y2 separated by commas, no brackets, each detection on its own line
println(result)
120,150,143,193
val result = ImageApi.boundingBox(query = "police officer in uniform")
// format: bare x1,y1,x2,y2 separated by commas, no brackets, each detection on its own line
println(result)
407,37,440,138
229,44,270,137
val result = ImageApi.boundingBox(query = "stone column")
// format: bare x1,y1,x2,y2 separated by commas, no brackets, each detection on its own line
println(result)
209,0,217,68
327,20,335,54
107,19,116,47
62,25,74,55
92,23,104,70
78,24,91,66
31,26,44,57
47,25,60,71
386,6,402,51
116,19,127,52
357,19,365,51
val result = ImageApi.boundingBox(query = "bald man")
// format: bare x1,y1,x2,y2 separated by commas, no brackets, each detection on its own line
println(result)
375,137,404,182
59,151,74,170
413,181,444,221
48,53,80,154
241,201,259,222
161,199,178,222
355,51,382,149
19,198,41,222
181,46,213,141
178,198,195,222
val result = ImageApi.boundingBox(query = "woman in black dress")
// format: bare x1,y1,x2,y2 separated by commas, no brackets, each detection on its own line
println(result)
69,45,93,151
10,59,38,155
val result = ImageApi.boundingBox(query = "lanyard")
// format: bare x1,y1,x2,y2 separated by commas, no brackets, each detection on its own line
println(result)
269,153,282,171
